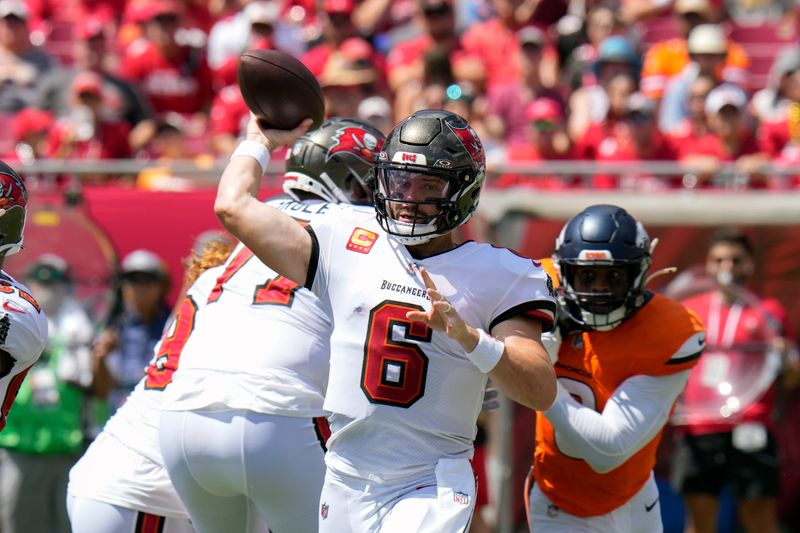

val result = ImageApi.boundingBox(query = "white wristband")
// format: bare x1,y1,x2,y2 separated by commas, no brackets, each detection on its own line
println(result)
231,140,271,175
467,329,505,374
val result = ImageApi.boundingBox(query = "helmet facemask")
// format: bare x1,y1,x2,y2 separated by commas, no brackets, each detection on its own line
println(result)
558,256,651,331
374,164,480,245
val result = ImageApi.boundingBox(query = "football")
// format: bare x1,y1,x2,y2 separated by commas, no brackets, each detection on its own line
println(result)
237,49,325,131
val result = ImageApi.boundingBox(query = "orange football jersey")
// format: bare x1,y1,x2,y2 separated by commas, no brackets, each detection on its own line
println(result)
534,258,704,517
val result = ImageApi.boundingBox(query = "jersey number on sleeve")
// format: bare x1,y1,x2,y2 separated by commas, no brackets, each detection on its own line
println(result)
361,300,431,408
207,247,299,306
144,296,198,390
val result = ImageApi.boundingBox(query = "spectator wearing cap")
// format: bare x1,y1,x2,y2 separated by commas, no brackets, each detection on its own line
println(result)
577,91,677,189
0,0,56,112
494,97,576,190
0,254,97,533
679,84,767,188
119,0,213,116
660,24,749,133
462,0,563,89
485,25,565,145
6,106,52,164
46,72,133,177
641,0,748,100
568,35,641,141
35,14,156,152
357,94,393,134
93,249,170,414
386,0,483,94
319,37,385,118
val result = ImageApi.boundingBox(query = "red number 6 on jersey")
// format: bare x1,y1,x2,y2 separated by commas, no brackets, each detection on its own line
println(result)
361,300,432,408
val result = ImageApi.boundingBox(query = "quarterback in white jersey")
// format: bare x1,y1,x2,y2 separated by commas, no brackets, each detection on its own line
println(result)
159,118,386,533
0,162,48,431
67,245,231,533
216,110,557,531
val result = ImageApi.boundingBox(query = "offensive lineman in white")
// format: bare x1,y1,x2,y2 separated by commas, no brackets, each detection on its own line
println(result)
67,242,233,533
158,118,386,533
0,161,48,432
215,110,558,531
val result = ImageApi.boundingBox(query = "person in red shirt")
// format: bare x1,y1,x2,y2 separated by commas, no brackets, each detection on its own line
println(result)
6,107,52,164
386,0,483,93
485,26,565,145
209,84,249,157
48,72,132,182
666,72,716,151
578,90,677,189
119,0,213,116
319,37,383,118
670,228,799,533
301,0,383,74
678,84,767,188
461,0,562,89
494,97,575,189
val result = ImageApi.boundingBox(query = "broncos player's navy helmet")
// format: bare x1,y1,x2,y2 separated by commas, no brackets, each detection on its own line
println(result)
554,204,652,331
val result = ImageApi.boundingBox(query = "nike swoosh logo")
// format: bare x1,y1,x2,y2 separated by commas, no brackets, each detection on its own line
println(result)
3,301,25,314
645,498,659,512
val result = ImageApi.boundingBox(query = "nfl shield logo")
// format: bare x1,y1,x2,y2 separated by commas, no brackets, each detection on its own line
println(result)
321,502,329,520
453,491,470,505
547,504,559,518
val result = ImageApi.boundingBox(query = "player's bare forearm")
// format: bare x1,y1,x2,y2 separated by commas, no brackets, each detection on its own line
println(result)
215,154,312,286
489,318,557,411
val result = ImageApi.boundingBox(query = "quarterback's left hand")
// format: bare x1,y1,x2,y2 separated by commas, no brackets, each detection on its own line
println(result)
406,267,478,352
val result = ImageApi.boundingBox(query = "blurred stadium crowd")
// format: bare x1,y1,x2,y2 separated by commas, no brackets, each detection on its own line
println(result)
1,0,800,532
1,0,800,189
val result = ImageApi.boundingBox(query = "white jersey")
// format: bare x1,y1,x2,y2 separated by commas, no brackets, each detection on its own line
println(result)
101,265,222,467
0,271,48,431
163,197,342,417
308,208,557,482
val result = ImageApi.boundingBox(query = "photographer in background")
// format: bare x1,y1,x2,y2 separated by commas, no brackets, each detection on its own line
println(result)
92,250,170,415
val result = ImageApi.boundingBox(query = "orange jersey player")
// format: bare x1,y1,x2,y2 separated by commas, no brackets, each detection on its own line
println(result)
527,204,706,533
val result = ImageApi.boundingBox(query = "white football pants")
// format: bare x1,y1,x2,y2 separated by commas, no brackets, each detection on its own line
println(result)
159,409,328,533
318,457,476,532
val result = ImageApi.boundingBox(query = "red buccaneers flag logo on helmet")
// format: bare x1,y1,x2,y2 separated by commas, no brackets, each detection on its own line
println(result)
326,127,385,164
447,122,485,166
